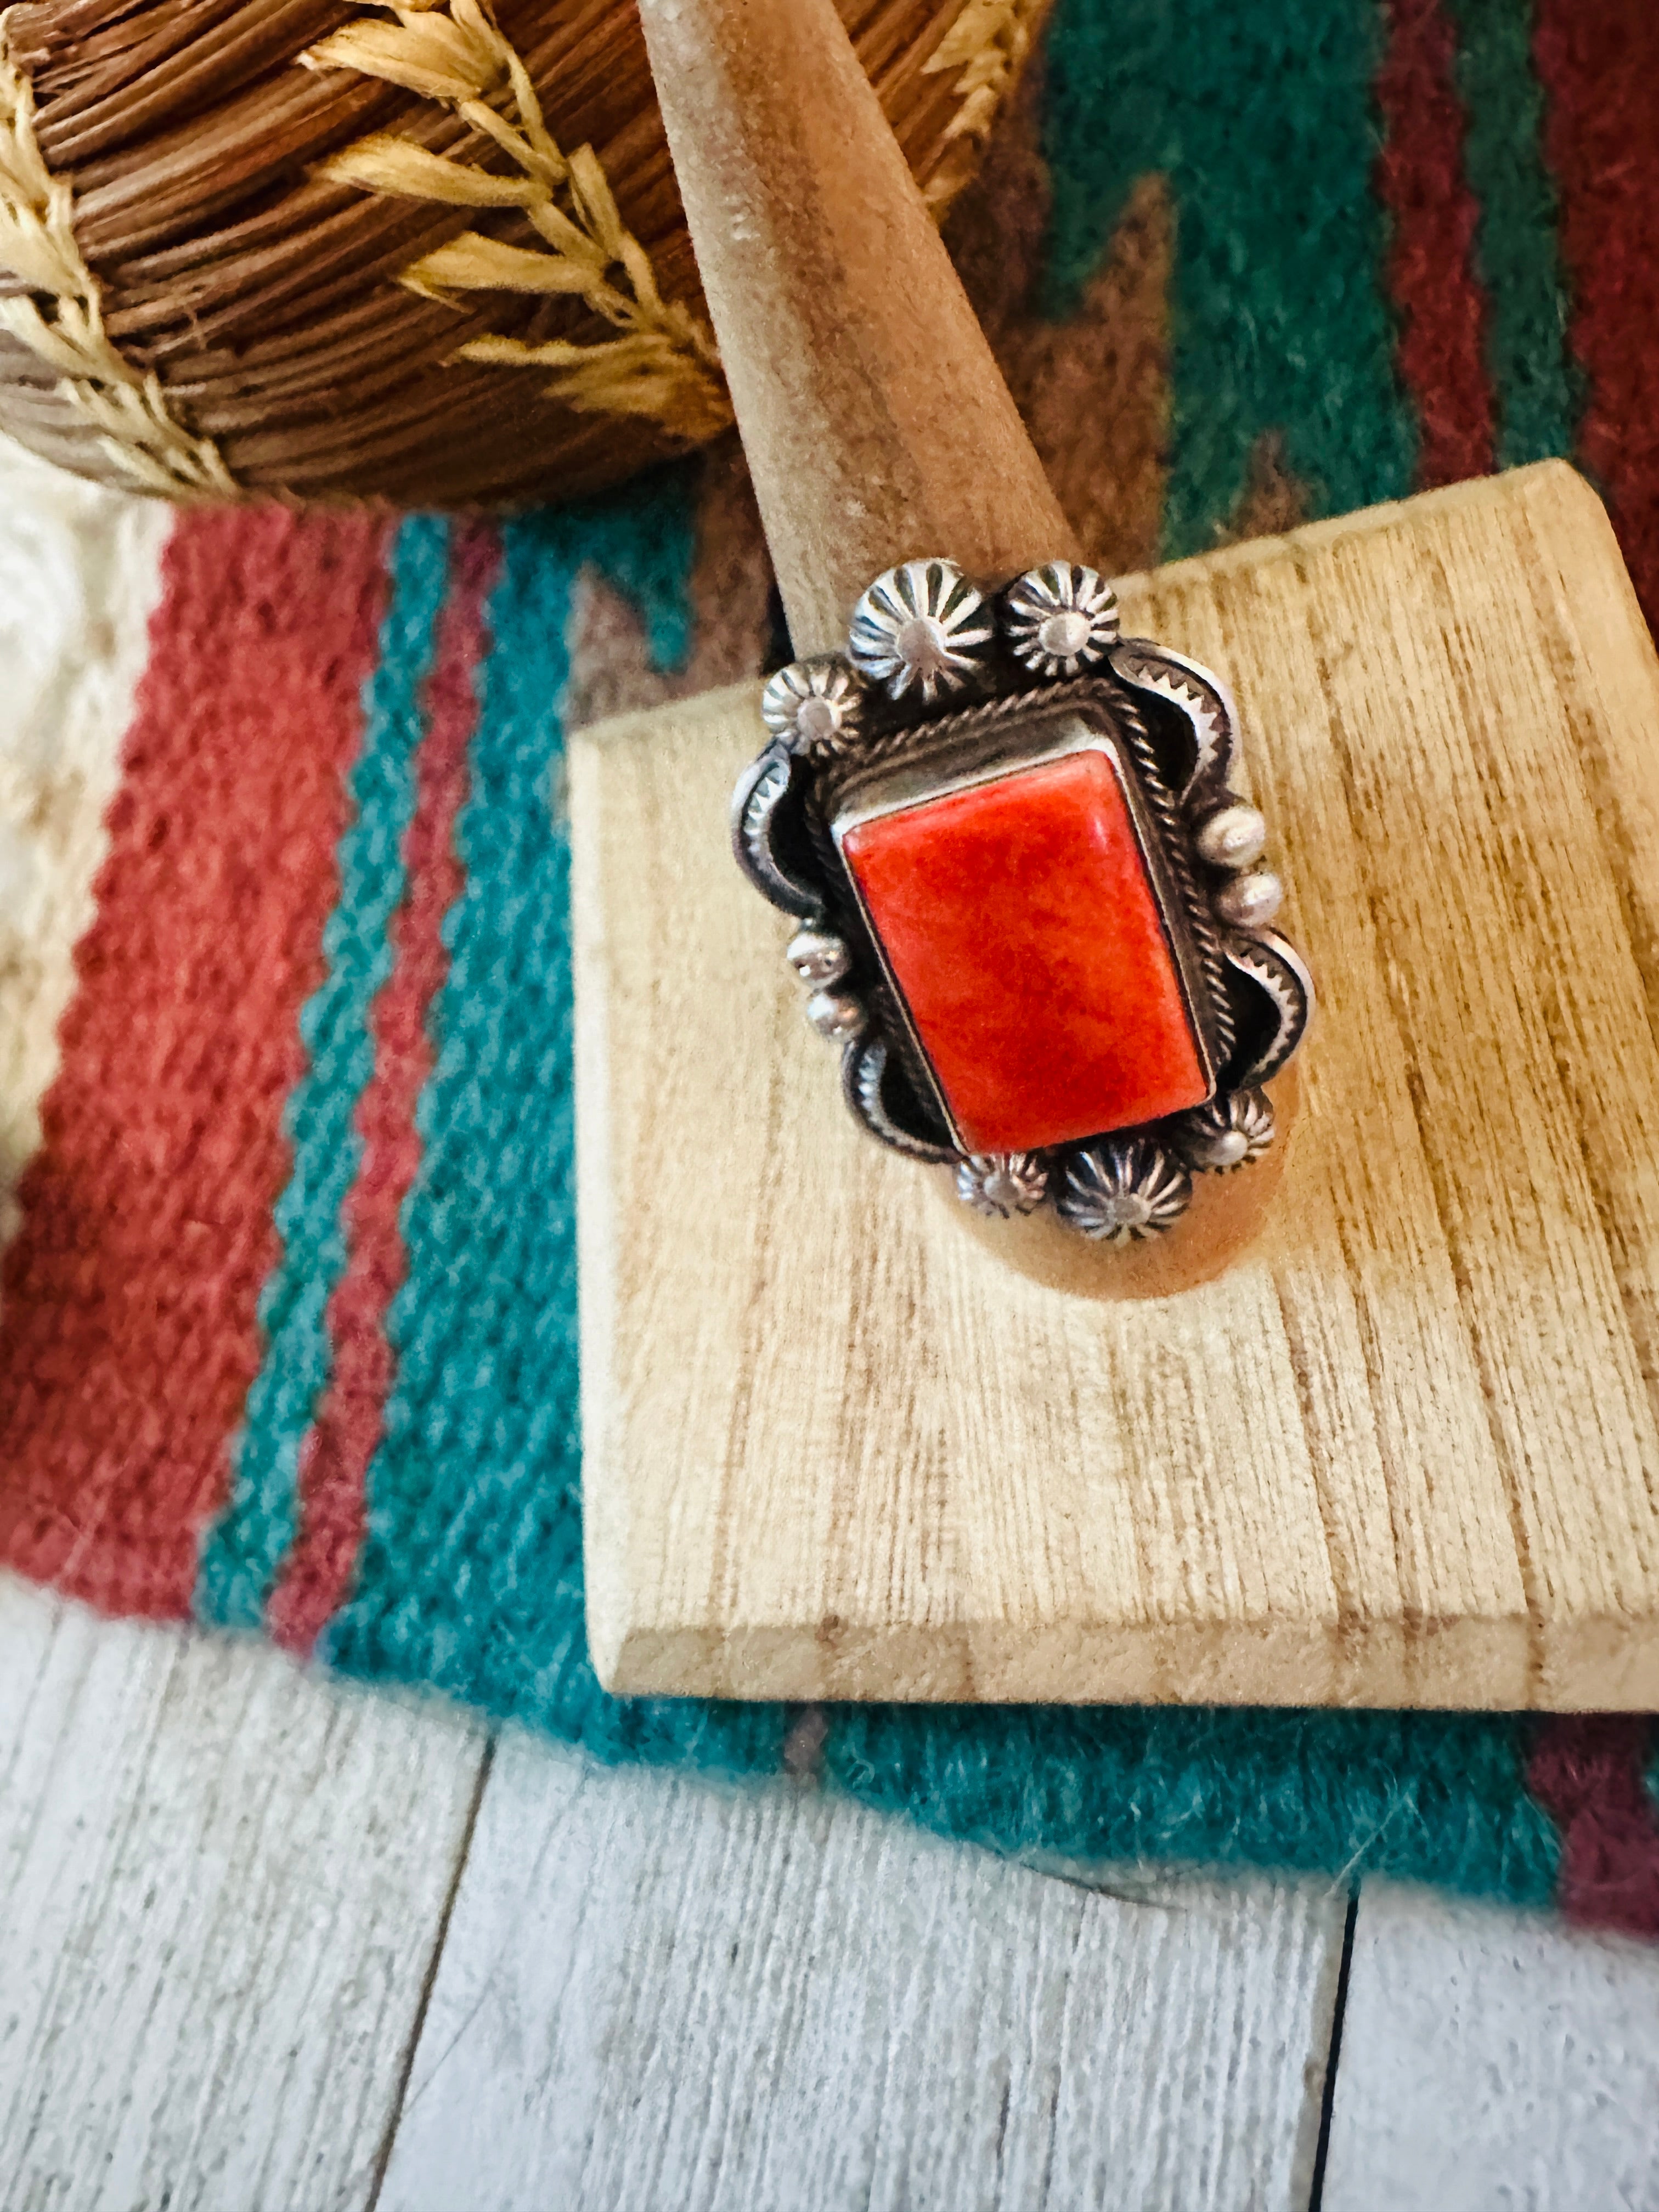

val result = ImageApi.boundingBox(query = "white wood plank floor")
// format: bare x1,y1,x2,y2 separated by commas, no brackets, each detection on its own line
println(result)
376,1731,1344,2212
1,1569,1658,2210
0,1573,488,2212
1322,1880,1659,2212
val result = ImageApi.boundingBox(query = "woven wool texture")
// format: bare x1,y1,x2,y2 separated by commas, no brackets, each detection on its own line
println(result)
4,0,1659,1928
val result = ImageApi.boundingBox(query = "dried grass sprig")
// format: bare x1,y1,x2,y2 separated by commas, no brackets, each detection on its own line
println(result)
0,15,236,497
921,0,1048,209
303,0,732,442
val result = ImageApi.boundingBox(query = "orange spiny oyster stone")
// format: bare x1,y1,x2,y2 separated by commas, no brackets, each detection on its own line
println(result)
840,748,1211,1154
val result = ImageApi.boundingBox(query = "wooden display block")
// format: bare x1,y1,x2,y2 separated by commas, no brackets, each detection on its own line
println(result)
573,462,1659,1709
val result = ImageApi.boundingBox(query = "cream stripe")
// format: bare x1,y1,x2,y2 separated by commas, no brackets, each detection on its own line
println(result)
0,434,173,1250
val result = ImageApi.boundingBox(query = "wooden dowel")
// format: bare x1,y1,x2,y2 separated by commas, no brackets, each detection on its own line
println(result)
637,0,1077,657
635,0,1288,1296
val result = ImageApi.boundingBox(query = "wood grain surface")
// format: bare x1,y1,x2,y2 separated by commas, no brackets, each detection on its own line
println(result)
638,0,1075,654
376,1732,1345,2212
5,1566,1659,2208
0,1574,487,2212
574,461,1659,1707
0,1571,1345,2212
1323,1881,1659,2212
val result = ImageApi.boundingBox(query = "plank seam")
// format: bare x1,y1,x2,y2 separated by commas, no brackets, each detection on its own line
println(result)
1305,1881,1359,2212
366,1733,496,2211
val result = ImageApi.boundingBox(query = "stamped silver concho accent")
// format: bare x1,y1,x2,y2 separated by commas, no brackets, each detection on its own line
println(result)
848,559,993,703
730,557,1313,1245
1172,1086,1275,1172
1057,1139,1192,1243
761,657,862,757
957,1153,1049,1218
1003,562,1119,679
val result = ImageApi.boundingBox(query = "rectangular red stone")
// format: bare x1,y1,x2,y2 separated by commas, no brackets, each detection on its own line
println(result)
839,744,1211,1154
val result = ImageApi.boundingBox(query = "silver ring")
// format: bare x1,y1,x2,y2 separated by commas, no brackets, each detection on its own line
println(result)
733,558,1312,1245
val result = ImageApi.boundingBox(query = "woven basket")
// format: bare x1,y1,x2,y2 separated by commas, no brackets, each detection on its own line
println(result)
0,0,1045,506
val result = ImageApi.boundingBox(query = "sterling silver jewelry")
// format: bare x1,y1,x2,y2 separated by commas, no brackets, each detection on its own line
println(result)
733,558,1312,1243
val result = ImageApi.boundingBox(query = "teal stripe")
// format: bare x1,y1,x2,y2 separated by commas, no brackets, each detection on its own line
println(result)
826,1706,1559,1906
1042,0,1417,553
196,516,453,1632
1441,0,1579,469
324,471,781,1776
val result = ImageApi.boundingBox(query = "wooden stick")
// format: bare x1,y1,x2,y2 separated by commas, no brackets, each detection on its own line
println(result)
636,0,1286,1295
637,0,1077,656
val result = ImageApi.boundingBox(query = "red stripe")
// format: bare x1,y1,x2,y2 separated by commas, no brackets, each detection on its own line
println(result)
0,510,392,1619
1535,1,1659,628
1374,0,1497,488
267,523,499,1656
1529,1716,1659,1938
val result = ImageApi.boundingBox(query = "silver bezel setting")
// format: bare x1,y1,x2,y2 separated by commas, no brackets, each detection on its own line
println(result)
827,702,1224,1154
735,558,1313,1242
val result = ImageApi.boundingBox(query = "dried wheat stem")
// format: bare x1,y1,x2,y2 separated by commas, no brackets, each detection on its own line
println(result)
0,12,238,499
921,0,1048,210
303,0,732,443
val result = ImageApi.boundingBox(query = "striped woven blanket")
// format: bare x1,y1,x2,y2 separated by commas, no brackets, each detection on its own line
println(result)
1,0,1656,1932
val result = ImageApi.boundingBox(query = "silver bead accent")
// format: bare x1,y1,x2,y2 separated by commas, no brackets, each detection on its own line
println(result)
848,559,994,703
760,657,862,756
786,928,851,987
1003,562,1119,679
1195,803,1268,871
956,1152,1048,1218
1213,869,1284,930
805,989,866,1043
1055,1138,1192,1243
1174,1087,1275,1173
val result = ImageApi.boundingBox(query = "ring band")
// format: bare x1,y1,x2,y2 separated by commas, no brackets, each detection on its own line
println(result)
733,558,1312,1246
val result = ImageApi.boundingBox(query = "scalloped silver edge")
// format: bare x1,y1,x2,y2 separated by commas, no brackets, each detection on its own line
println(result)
841,1035,955,1163
731,744,821,918
1222,930,1314,1086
